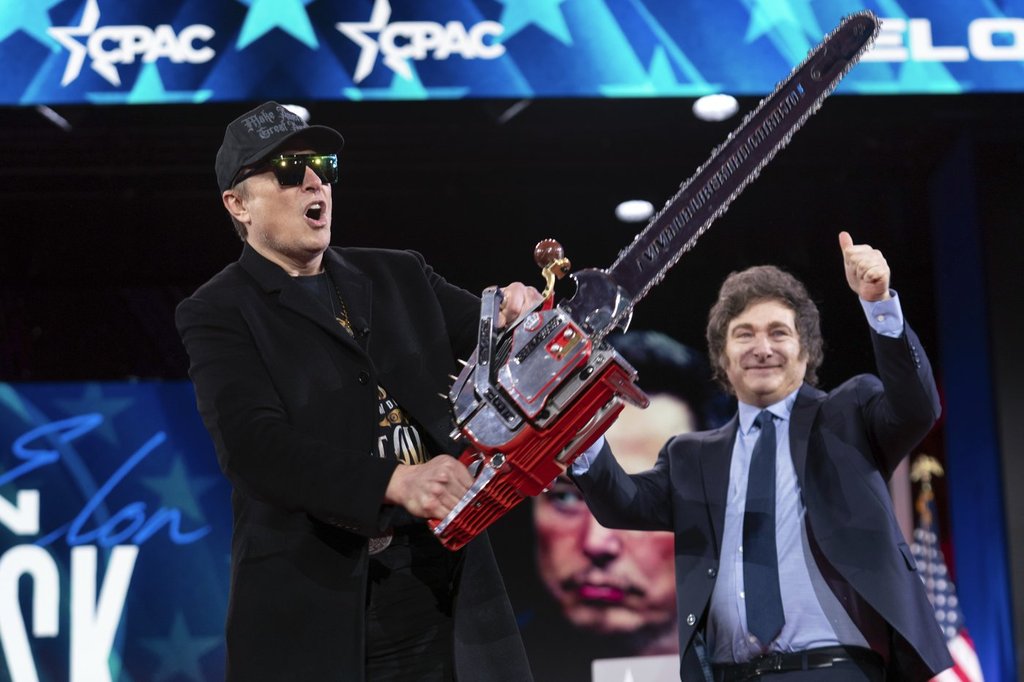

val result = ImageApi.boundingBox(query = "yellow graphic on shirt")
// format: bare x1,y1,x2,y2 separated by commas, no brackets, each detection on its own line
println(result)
376,385,427,465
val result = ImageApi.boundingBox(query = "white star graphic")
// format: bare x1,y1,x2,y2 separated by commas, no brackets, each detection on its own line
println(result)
47,0,101,86
336,0,412,83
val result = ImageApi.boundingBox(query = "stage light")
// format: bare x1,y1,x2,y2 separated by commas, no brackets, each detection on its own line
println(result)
36,105,72,131
692,94,739,122
615,199,654,223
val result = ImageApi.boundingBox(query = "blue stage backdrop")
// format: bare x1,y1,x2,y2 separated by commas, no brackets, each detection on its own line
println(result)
1,0,1022,105
0,365,1014,680
0,382,229,682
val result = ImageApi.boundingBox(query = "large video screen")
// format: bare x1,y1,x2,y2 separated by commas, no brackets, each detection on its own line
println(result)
2,0,1022,105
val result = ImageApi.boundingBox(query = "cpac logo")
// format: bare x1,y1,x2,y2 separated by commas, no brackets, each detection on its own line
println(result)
47,0,216,87
337,0,505,83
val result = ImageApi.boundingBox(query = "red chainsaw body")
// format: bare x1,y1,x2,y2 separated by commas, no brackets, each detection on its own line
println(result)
429,292,647,550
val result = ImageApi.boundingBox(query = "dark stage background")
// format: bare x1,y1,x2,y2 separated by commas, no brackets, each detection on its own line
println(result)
0,95,1017,384
0,94,1021,680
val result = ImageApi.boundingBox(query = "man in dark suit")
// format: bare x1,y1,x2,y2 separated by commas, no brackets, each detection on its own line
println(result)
573,233,953,681
176,101,537,681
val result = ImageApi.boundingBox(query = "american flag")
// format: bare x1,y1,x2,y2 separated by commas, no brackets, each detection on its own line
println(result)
910,456,984,682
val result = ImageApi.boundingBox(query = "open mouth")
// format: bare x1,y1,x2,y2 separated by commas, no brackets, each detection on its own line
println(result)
305,202,324,221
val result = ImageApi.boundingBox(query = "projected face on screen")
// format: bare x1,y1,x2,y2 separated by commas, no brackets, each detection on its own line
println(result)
533,395,695,650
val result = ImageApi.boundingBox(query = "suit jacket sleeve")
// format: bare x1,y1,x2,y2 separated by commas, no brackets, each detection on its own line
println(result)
575,438,677,532
858,323,941,478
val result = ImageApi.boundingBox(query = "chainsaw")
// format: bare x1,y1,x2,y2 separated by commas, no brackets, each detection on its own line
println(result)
430,11,880,550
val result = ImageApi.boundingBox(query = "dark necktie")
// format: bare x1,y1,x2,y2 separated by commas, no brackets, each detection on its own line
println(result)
743,410,785,646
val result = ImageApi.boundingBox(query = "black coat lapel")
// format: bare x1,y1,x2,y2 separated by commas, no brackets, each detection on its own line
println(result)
238,244,367,352
323,248,372,339
699,416,739,554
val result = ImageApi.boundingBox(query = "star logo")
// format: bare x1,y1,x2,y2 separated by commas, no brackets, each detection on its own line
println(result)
336,0,394,83
47,0,101,86
47,0,216,88
337,0,505,84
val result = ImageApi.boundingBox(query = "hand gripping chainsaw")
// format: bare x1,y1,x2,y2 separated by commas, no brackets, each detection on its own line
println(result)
430,11,880,550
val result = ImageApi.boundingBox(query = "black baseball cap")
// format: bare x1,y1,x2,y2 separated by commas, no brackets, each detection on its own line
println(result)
215,101,345,192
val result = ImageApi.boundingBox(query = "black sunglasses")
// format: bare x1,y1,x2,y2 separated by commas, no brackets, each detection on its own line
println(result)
233,153,339,187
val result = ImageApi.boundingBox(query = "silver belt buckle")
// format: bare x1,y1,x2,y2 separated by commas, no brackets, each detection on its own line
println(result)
368,529,393,555
753,653,784,676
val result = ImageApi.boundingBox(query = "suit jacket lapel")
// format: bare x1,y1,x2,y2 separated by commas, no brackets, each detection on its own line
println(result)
789,384,826,484
238,244,367,353
699,416,739,554
699,384,825,552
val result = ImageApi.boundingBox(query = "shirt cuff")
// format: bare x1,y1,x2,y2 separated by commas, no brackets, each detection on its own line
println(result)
860,290,904,338
571,436,606,476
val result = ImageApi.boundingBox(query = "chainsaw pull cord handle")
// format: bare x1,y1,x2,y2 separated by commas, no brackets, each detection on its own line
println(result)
534,238,571,311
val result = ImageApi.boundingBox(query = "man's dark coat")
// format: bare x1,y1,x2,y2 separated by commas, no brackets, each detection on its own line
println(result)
177,244,532,681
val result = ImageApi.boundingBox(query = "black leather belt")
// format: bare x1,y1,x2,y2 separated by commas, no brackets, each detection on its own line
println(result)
713,646,883,681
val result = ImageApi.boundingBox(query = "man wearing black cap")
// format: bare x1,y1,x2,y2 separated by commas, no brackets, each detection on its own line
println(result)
176,102,538,681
